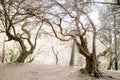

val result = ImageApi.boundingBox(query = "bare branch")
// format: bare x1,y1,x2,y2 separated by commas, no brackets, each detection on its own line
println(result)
52,46,59,65
97,48,110,58
44,19,71,41
80,1,119,5
34,20,43,47
56,1,86,35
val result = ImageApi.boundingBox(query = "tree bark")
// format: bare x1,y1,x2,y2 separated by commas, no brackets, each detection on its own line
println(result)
107,60,113,70
15,52,29,63
15,45,35,63
114,20,118,70
52,47,59,65
81,55,102,78
1,40,5,63
85,56,93,73
114,58,118,70
76,35,102,78
107,53,113,70
91,32,102,77
70,39,75,66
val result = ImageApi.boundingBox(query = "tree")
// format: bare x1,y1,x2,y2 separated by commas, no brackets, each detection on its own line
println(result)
97,3,120,70
40,0,103,77
1,39,5,63
69,39,75,66
0,0,119,77
0,0,43,62
51,46,59,65
41,0,120,77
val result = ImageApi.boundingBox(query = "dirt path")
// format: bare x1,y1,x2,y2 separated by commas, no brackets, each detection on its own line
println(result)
0,63,120,80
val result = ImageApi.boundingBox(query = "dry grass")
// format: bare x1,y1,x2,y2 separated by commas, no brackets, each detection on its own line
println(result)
0,63,120,80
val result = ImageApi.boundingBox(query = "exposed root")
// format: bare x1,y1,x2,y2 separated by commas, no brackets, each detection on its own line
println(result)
91,69,103,78
80,68,89,74
80,68,103,78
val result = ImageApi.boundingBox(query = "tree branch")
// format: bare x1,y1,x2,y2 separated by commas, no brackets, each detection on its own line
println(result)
44,19,71,41
80,1,119,5
97,47,110,58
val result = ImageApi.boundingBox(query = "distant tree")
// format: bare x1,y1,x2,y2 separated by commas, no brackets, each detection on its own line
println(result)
51,46,59,65
97,3,120,70
69,39,75,66
1,39,5,63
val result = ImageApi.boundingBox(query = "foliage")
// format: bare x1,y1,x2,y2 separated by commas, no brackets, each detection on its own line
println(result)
9,49,20,62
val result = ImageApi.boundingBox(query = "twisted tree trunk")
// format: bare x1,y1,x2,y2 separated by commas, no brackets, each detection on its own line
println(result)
80,54,102,78
15,52,29,63
76,35,102,78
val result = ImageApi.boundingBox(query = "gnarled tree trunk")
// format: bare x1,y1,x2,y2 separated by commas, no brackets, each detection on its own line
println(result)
15,52,30,63
85,56,93,74
76,35,102,78
80,54,102,78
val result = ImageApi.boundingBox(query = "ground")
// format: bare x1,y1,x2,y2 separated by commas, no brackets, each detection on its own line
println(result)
0,63,120,80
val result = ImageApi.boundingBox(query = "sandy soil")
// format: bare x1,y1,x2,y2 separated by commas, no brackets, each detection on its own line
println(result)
0,63,120,80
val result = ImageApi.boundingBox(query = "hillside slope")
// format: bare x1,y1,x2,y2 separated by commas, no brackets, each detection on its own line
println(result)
0,63,120,80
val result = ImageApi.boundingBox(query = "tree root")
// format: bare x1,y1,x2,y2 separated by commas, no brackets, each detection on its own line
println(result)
91,69,103,78
80,68,103,78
